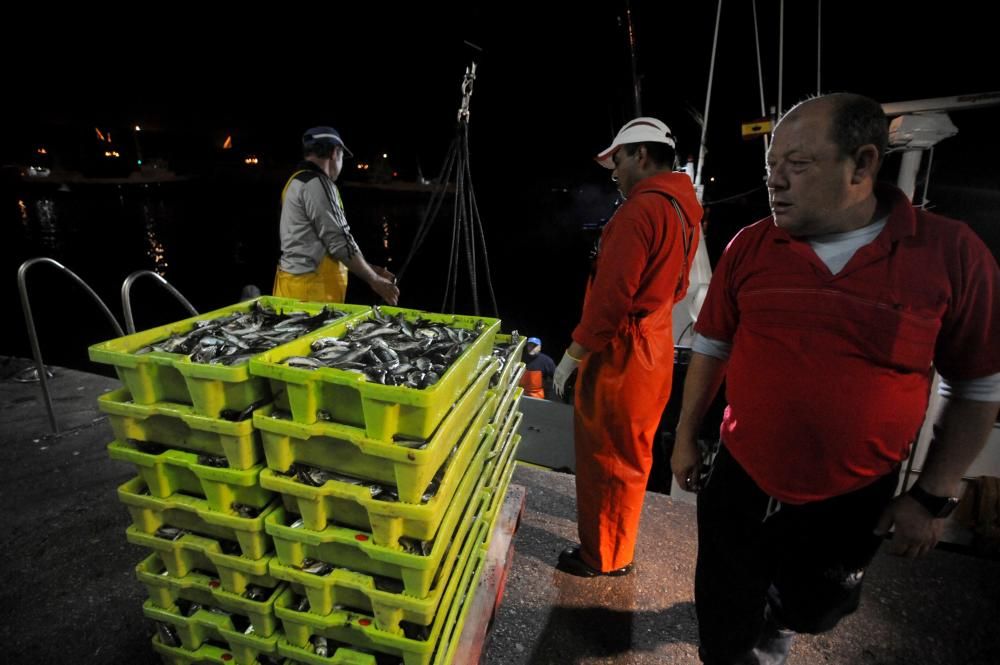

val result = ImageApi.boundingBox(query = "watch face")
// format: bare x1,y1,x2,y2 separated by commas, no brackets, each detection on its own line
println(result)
938,497,960,518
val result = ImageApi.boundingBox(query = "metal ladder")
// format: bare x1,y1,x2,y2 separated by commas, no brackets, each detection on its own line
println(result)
17,259,196,433
121,270,197,334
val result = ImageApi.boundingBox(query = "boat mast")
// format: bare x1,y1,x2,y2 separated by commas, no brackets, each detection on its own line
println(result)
625,0,642,116
694,0,723,200
752,0,770,155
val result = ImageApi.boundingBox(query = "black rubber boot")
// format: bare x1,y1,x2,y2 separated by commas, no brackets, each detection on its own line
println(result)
557,546,634,577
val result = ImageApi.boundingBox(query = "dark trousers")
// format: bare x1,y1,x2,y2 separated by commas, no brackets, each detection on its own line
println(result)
695,445,900,665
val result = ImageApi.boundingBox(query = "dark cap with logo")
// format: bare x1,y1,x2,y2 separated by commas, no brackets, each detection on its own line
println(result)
302,126,353,158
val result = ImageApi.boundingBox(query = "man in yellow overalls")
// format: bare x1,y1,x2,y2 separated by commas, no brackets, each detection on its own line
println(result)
273,126,399,305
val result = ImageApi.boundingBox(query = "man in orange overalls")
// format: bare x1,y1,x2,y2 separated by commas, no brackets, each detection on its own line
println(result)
554,117,702,576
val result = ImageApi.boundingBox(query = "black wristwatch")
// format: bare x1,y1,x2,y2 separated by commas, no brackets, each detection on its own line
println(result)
907,484,960,518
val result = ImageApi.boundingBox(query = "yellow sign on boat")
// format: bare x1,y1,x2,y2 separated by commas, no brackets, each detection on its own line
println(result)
741,118,773,139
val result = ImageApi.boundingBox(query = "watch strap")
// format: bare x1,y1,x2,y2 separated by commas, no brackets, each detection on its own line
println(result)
907,484,959,518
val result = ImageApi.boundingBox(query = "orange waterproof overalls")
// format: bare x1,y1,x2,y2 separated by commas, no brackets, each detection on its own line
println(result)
519,369,545,398
571,172,702,572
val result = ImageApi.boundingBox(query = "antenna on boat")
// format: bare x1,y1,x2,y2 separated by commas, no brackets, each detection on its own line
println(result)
693,0,723,202
751,0,770,156
396,60,499,317
625,0,642,116
883,92,1000,202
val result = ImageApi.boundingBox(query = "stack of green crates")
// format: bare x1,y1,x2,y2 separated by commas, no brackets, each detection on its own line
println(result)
90,297,371,665
93,300,527,665
246,310,525,665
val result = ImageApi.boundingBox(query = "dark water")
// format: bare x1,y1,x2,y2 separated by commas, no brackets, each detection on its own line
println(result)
2,167,618,373
5,120,999,377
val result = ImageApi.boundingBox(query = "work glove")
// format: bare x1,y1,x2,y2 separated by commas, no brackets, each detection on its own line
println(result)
553,350,581,400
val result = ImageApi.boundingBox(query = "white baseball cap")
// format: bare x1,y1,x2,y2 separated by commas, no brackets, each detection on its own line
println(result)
595,117,676,169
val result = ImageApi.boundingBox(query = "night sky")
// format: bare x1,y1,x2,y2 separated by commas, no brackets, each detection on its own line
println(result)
5,2,996,187
4,1,998,364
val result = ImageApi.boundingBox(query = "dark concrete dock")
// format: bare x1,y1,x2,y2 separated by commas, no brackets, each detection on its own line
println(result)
2,355,998,664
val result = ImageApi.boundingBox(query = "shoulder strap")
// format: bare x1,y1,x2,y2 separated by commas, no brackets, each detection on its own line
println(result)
644,191,697,298
281,169,311,203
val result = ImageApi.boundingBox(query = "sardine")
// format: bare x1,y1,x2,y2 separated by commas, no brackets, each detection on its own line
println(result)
157,622,181,647
301,558,334,576
232,503,261,518
243,585,271,601
155,526,187,541
285,356,325,369
219,397,269,422
399,537,433,556
198,454,229,468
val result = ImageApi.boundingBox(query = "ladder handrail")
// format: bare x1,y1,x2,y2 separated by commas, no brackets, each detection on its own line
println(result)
17,257,125,434
121,270,198,334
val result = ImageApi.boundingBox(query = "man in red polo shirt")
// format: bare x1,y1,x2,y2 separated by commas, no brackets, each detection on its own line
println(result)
672,93,1000,664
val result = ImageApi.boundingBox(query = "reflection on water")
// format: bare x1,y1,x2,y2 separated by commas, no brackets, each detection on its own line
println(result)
4,176,598,378
2,179,431,369
4,181,258,369
17,199,29,233
141,200,169,275
35,198,59,252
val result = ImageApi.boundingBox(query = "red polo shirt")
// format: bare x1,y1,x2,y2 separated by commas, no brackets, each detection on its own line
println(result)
695,184,1000,503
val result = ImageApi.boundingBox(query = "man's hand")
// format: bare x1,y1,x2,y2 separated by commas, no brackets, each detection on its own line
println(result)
874,495,945,558
671,434,702,492
370,276,400,305
553,351,581,400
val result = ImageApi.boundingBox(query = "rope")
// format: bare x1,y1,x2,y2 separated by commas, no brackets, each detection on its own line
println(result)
702,184,767,205
468,172,499,316
918,146,936,209
461,124,479,314
397,136,459,281
402,60,499,315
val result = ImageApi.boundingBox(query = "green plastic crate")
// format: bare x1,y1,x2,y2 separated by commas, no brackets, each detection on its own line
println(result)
153,636,356,665
259,389,497,542
489,379,523,443
491,334,526,392
254,360,498,505
268,492,488,635
477,405,515,493
153,636,340,665
145,598,284,663
137,553,285,635
99,388,263,470
273,518,489,665
430,549,487,665
249,306,500,439
109,440,272,511
488,403,521,470
265,422,496,599
119,476,278,560
127,527,277,594
482,432,522,529
89,296,370,416
487,416,522,489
